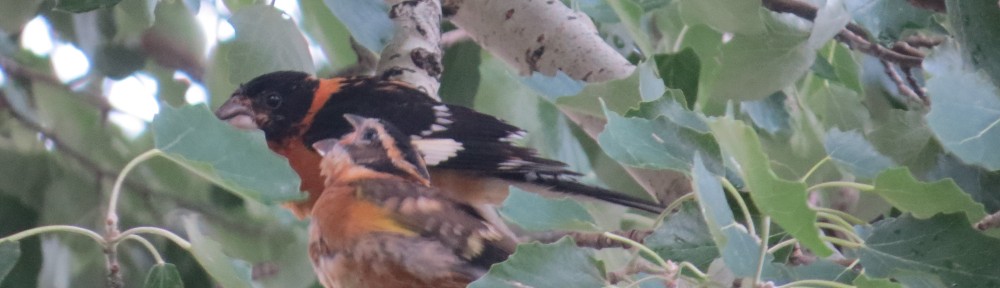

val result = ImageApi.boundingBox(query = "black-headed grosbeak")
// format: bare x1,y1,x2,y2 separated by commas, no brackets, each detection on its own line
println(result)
214,71,662,221
308,114,515,288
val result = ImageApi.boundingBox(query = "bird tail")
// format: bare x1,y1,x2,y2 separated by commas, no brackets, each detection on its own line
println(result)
504,172,664,214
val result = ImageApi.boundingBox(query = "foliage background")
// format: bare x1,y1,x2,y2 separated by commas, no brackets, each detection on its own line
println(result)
0,0,999,287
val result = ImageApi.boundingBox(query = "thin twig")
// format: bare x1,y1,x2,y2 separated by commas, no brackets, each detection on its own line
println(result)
881,60,925,105
1,85,261,235
761,0,932,69
761,0,941,107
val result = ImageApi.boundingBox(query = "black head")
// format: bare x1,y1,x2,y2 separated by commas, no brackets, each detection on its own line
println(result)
313,115,431,184
215,71,318,143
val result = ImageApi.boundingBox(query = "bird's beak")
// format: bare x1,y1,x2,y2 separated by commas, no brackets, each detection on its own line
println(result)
343,114,368,130
313,138,347,159
215,95,259,130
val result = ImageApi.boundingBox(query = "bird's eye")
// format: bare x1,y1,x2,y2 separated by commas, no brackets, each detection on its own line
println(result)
361,129,379,142
264,93,282,109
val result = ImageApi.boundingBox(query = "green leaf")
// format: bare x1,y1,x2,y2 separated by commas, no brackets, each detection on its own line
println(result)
741,92,791,134
143,263,183,288
705,20,812,101
947,0,1000,85
0,0,43,33
644,202,718,269
855,214,1000,287
708,118,833,257
93,44,147,79
927,154,1000,213
183,216,255,288
854,275,903,288
802,81,870,131
925,40,1000,171
499,188,596,231
867,108,933,166
654,48,700,107
55,0,123,12
222,0,263,11
152,104,301,204
823,129,895,179
556,68,643,118
810,53,840,82
201,204,315,288
227,5,315,85
145,0,205,75
844,0,934,40
690,154,768,277
599,103,720,173
624,95,708,133
298,0,356,71
872,168,987,224
0,241,19,283
112,0,157,41
468,238,605,288
638,61,666,102
678,0,766,35
440,41,482,107
606,0,653,55
824,42,863,94
807,0,850,49
322,0,393,53
520,72,586,100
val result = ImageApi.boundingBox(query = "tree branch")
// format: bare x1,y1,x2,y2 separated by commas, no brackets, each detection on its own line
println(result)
0,90,261,235
376,0,445,100
761,0,930,69
761,0,943,107
0,57,114,118
444,0,635,82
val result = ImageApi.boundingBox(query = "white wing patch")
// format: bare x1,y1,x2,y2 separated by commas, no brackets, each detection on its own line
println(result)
412,138,465,165
501,130,528,142
419,105,452,136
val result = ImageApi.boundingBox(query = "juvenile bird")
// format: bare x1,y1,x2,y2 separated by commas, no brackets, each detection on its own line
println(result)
309,114,515,288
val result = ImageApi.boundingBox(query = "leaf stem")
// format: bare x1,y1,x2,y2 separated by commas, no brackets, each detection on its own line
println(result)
807,181,874,193
117,227,192,250
821,236,863,249
720,177,756,236
602,232,669,270
653,192,697,228
677,262,708,280
815,207,867,226
767,238,798,254
120,235,164,264
799,156,831,183
816,223,864,244
106,149,163,234
0,225,106,246
671,25,690,53
619,275,673,288
777,279,855,288
753,216,771,286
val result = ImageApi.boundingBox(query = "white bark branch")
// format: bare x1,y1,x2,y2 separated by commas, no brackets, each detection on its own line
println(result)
445,0,635,82
377,0,444,100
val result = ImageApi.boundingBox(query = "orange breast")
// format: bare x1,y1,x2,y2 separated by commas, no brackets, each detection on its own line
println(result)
269,140,325,219
312,254,470,288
